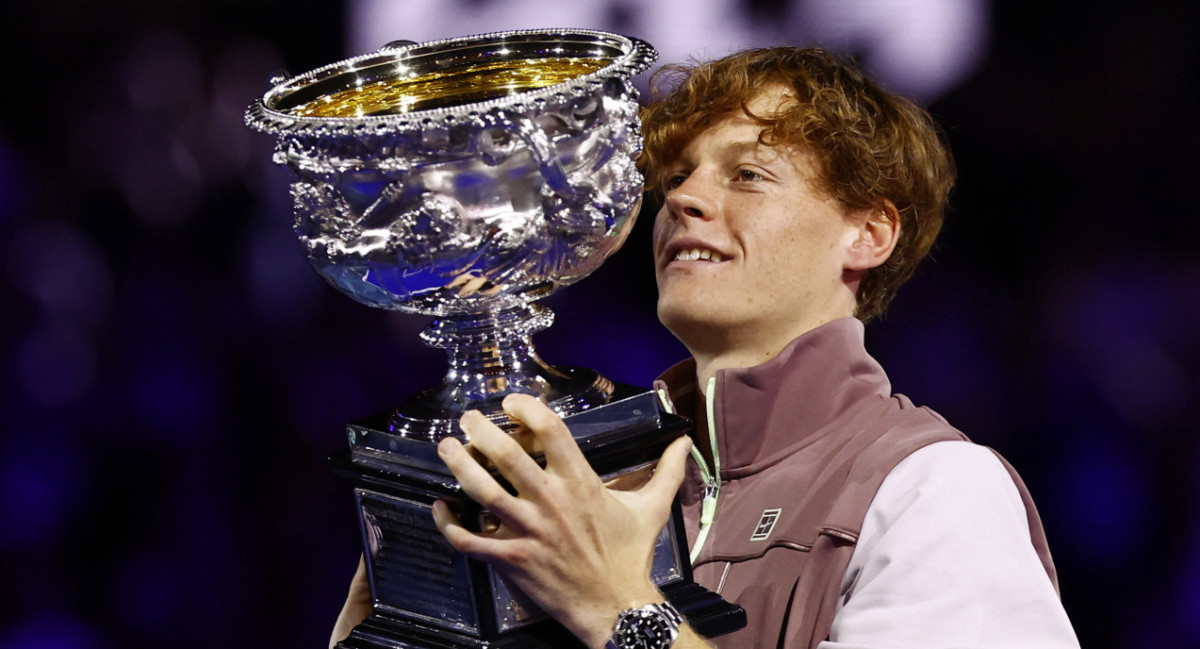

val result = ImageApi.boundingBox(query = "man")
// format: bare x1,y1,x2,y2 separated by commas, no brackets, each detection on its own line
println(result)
332,47,1079,648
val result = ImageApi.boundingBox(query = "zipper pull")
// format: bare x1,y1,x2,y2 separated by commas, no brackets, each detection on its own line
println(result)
700,480,718,527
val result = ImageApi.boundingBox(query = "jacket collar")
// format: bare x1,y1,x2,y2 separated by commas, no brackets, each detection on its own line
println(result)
655,318,892,476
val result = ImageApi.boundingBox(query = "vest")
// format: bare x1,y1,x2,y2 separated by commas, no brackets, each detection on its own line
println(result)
655,319,1059,648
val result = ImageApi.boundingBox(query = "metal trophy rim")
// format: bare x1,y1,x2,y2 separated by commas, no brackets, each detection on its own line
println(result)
244,28,657,137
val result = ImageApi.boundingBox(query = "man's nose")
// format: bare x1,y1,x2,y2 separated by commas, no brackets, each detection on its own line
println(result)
664,176,714,221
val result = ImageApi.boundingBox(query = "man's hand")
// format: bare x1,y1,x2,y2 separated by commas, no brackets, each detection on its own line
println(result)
329,556,371,649
432,393,693,649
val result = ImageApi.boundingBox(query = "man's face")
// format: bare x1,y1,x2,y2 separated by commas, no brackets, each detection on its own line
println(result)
652,89,864,354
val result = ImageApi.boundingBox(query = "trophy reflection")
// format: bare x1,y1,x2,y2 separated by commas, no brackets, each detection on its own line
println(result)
246,29,744,648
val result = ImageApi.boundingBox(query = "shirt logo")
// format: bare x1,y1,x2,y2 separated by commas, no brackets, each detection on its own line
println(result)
749,508,782,542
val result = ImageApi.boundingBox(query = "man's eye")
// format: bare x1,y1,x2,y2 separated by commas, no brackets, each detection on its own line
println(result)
736,169,764,182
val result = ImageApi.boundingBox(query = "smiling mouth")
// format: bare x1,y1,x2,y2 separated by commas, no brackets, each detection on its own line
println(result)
673,248,728,262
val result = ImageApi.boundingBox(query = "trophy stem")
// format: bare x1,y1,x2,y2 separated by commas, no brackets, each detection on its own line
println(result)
388,303,614,439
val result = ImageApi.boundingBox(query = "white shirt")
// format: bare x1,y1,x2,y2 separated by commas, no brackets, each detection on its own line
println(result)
817,441,1080,649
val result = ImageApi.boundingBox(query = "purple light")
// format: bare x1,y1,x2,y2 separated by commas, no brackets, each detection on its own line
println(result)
15,323,98,407
796,0,991,100
127,348,224,443
6,220,113,328
0,613,99,649
539,292,687,387
110,29,207,227
0,463,65,548
1049,436,1148,560
0,433,84,549
208,41,286,181
349,0,989,102
106,548,184,632
1177,540,1200,643
243,224,323,330
1043,263,1189,431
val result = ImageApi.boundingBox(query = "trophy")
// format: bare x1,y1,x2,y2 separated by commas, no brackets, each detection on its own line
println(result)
246,29,744,648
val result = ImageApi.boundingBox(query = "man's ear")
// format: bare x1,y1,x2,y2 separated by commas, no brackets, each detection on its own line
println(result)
844,199,901,271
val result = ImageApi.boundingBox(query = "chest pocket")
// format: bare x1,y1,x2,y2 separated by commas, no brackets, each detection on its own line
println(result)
696,527,860,649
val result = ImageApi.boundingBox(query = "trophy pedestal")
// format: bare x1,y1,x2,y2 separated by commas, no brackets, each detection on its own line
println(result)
330,386,746,649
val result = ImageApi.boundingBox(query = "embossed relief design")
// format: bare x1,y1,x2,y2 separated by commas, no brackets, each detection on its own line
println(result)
286,87,644,314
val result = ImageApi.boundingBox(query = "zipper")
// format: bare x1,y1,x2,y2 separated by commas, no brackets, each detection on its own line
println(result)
689,376,721,564
656,379,723,564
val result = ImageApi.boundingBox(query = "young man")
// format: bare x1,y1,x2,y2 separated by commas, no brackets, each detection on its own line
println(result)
332,48,1079,649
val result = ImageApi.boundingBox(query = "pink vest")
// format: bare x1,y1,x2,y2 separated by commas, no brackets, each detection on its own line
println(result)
656,319,1058,649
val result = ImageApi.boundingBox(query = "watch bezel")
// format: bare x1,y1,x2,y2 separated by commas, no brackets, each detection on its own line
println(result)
606,602,682,649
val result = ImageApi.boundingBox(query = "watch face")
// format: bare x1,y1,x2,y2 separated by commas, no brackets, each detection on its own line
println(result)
614,609,675,649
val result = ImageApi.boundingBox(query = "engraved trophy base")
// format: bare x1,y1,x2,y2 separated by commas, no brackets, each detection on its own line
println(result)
330,386,746,649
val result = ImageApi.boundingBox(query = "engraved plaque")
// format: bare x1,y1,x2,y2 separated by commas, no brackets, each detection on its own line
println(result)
357,489,479,633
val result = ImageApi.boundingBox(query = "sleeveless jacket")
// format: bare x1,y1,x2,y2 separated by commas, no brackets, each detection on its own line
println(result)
654,319,1059,649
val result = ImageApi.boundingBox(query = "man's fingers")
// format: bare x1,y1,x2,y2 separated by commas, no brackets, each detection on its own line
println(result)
432,500,518,558
438,432,522,514
432,498,474,546
501,394,589,471
457,409,551,496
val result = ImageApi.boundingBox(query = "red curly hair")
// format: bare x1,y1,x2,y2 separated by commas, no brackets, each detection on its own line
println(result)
640,47,956,321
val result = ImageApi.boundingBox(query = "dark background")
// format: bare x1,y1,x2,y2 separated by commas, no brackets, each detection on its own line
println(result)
2,1,1198,647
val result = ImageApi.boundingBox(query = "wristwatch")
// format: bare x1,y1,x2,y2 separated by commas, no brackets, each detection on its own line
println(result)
605,601,683,649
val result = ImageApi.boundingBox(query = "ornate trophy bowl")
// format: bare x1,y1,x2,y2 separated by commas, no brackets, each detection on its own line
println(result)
246,28,653,439
247,29,744,649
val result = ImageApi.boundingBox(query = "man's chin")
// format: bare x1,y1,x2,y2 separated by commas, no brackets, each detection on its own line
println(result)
658,305,736,345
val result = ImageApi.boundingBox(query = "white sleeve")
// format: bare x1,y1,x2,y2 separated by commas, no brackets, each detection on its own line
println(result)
816,441,1079,649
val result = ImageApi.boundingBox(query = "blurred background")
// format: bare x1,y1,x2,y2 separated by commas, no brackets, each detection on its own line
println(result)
1,0,1198,647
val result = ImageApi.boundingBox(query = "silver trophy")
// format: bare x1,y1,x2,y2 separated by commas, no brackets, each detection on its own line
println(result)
247,29,742,648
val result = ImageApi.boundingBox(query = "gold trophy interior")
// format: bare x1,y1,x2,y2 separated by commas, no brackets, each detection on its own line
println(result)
285,57,611,117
